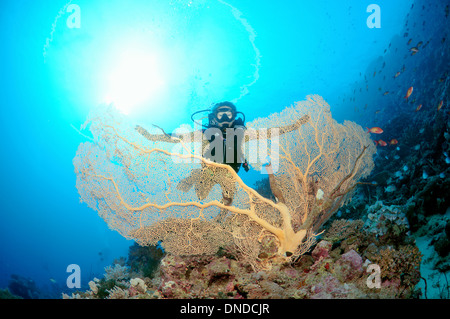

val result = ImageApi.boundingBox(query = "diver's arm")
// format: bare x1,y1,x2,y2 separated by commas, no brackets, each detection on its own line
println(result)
244,114,310,141
277,114,310,136
135,125,200,144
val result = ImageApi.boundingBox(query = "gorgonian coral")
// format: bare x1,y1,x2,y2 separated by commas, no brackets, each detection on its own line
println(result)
73,95,375,270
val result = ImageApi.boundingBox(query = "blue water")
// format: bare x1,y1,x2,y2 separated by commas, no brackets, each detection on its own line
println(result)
0,0,447,298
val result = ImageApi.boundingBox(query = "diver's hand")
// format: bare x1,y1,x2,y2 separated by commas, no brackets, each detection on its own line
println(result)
135,125,146,134
243,160,250,172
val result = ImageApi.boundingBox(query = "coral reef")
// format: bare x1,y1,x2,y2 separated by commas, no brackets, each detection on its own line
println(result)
0,288,23,299
67,213,422,299
7,274,41,299
364,200,411,244
126,242,165,278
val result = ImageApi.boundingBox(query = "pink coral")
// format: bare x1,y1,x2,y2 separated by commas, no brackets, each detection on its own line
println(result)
311,240,332,260
335,249,363,281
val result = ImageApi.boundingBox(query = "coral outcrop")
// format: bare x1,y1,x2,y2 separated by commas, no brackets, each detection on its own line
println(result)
66,216,421,299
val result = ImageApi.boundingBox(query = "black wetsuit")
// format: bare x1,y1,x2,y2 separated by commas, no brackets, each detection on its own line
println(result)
203,118,248,173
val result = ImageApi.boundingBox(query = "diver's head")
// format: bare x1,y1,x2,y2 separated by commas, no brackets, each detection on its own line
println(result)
210,101,237,129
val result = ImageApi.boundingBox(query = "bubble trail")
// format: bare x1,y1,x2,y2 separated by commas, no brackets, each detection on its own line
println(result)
217,0,261,103
43,0,73,62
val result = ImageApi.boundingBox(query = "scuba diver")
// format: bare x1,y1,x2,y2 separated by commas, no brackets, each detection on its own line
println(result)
135,101,310,207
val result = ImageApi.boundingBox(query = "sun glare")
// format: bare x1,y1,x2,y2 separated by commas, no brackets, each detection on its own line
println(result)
104,49,166,115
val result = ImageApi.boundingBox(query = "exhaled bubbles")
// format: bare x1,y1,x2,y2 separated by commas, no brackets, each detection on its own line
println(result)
42,0,74,63
217,0,261,103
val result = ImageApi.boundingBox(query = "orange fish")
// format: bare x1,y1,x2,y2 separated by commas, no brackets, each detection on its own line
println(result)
410,47,419,55
389,139,398,145
394,72,401,78
374,140,387,147
415,104,422,112
383,91,390,96
404,86,413,100
367,127,384,134
437,100,443,111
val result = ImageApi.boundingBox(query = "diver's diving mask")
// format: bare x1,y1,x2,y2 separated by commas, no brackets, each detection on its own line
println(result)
191,101,244,129
215,106,235,128
216,111,233,121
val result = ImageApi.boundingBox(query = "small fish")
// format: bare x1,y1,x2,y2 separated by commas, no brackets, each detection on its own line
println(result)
50,278,57,284
374,139,387,147
375,109,381,114
417,41,423,48
404,86,413,100
367,127,384,134
415,104,423,112
389,139,398,145
394,72,401,78
410,47,419,55
407,39,412,45
437,100,443,111
385,185,397,193
383,91,390,96
373,71,377,77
